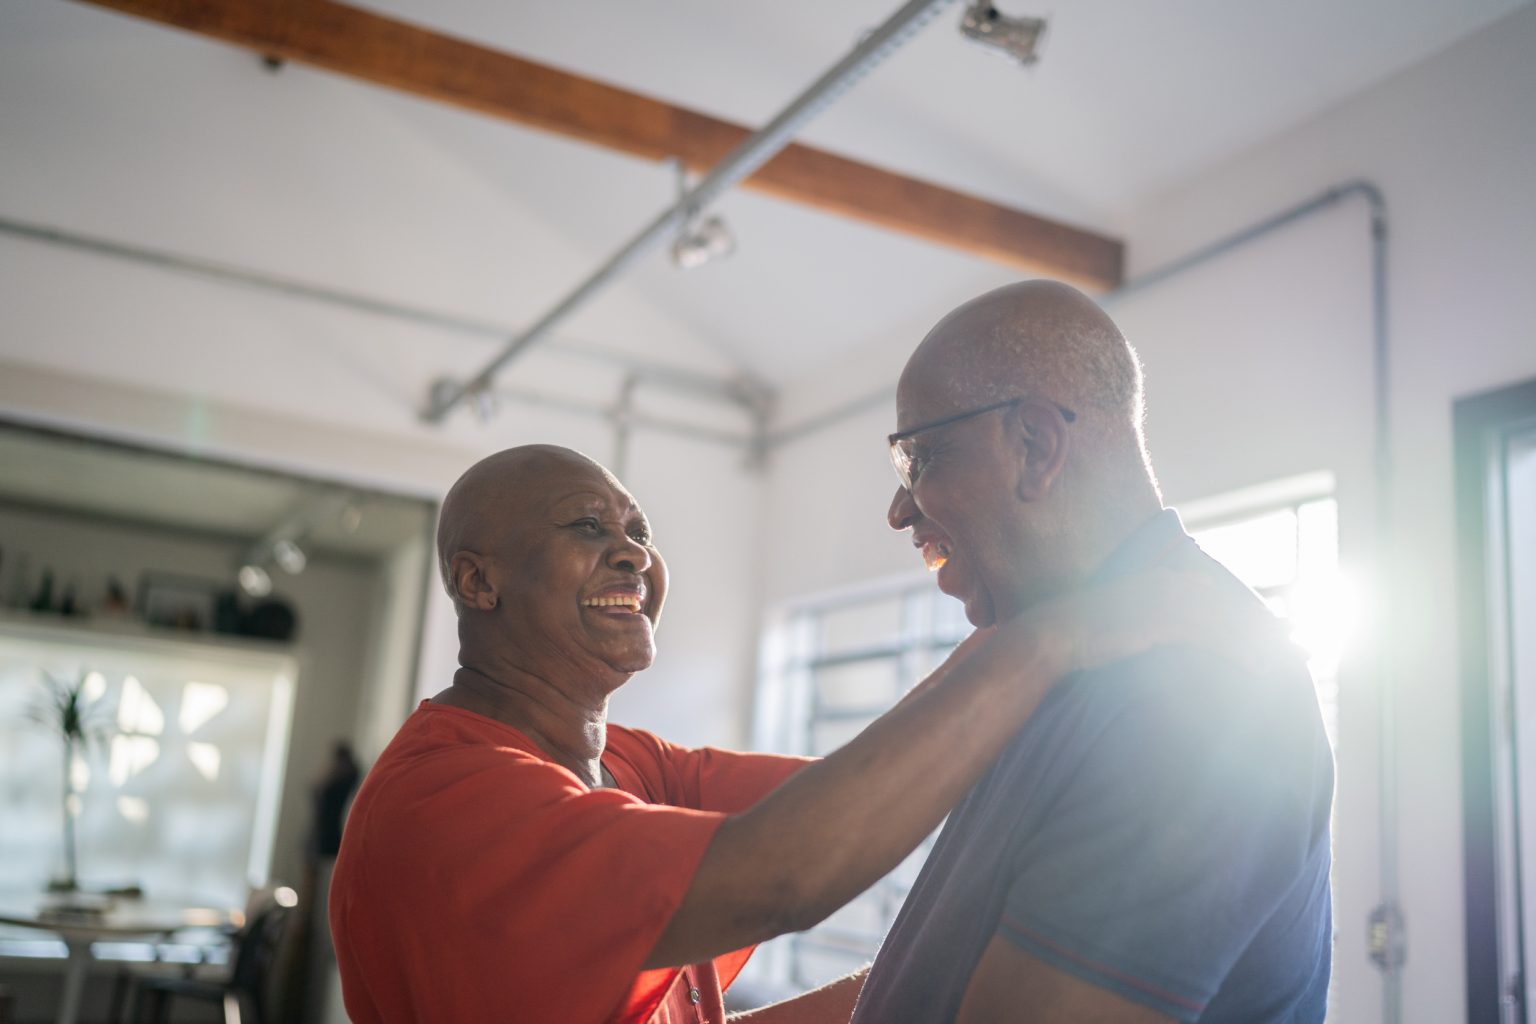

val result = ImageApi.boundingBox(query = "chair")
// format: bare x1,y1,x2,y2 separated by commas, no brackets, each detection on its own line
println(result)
129,886,298,1024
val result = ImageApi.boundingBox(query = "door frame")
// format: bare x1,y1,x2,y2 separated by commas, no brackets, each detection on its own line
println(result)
1458,376,1536,1024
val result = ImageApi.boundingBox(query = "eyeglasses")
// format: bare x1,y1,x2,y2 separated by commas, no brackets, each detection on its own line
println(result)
887,395,1077,490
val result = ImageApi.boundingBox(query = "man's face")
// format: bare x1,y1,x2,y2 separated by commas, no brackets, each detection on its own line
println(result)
484,461,668,676
886,373,1029,628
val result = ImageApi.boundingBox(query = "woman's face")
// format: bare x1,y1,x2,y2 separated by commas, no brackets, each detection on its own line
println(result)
487,461,669,680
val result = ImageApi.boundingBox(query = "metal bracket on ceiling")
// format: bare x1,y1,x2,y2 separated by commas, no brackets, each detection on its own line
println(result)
959,2,1047,65
430,377,501,424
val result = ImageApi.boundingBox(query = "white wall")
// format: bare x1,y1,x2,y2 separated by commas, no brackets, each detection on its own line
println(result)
764,7,1536,1022
355,529,433,764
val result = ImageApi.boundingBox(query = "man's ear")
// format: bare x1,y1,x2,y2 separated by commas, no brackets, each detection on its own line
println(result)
1005,400,1071,502
449,551,499,611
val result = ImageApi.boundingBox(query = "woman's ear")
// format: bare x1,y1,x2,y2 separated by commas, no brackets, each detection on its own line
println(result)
1006,400,1071,502
449,551,499,611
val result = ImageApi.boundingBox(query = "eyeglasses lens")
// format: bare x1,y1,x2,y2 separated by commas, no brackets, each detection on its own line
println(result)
889,440,915,490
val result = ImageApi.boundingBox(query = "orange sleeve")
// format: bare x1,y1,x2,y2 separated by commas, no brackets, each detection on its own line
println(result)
332,738,726,1024
606,726,813,813
603,728,814,998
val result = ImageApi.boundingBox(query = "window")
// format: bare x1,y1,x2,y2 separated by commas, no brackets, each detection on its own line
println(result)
1184,480,1344,1019
1186,487,1346,748
0,617,294,917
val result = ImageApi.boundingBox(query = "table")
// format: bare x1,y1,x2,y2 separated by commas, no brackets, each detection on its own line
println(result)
0,892,237,1024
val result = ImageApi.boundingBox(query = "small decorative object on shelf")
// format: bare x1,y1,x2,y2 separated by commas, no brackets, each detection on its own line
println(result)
60,579,81,618
6,551,30,609
27,671,114,895
138,572,221,632
102,577,131,618
29,569,54,614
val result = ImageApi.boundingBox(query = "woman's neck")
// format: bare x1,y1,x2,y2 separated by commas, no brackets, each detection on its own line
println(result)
436,662,611,787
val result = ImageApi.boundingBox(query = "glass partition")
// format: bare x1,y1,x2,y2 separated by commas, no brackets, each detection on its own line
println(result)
0,615,295,910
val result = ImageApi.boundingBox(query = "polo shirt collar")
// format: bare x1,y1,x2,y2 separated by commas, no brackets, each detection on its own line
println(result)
1090,507,1191,583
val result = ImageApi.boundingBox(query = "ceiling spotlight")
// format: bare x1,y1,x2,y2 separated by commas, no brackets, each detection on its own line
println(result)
272,538,308,575
238,564,273,598
666,157,736,270
959,2,1046,65
671,215,735,270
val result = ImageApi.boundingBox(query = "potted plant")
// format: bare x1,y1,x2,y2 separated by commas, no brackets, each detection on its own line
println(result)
28,671,112,894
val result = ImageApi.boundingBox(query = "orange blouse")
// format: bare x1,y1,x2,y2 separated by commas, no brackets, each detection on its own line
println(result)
331,701,808,1023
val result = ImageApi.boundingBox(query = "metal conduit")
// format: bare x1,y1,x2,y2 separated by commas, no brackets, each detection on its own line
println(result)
766,180,1401,1020
419,0,959,424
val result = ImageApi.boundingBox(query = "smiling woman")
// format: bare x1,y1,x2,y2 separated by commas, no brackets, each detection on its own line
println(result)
326,444,1276,1024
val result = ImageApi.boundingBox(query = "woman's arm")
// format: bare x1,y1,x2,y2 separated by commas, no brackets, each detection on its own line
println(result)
644,570,1262,968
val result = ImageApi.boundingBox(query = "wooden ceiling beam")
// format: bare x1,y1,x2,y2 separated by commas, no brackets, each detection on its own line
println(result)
75,0,1124,290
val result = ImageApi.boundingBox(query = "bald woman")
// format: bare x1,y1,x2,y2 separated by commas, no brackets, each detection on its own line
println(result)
329,444,1272,1024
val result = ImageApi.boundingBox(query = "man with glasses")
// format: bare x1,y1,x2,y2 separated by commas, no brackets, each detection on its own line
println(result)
849,280,1334,1022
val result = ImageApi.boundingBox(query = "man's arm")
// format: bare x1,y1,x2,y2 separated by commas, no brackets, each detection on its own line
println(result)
728,968,867,1024
956,937,1173,1024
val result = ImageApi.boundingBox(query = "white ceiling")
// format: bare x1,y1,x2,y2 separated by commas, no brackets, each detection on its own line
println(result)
2,0,1528,399
366,0,1522,220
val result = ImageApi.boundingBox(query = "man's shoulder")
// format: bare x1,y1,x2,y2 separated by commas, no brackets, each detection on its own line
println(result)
1073,639,1323,758
984,633,1329,828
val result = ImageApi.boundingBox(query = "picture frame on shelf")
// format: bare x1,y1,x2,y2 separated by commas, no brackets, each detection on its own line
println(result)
136,573,222,633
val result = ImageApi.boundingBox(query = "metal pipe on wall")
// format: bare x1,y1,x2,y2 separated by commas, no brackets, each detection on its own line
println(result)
418,0,959,424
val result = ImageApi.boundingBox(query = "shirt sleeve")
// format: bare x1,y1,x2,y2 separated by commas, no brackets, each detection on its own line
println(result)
607,727,811,813
601,728,812,995
996,649,1334,1021
343,743,727,1024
